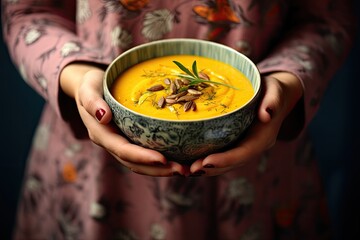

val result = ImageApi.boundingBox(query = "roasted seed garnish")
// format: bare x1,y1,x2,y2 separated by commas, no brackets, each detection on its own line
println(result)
199,72,210,80
165,98,177,104
187,89,203,96
166,94,177,99
177,90,188,96
199,82,209,88
169,81,177,94
183,101,194,112
181,79,191,85
174,79,182,89
147,84,165,92
158,96,165,108
177,95,199,102
191,101,197,111
166,91,187,100
164,78,171,85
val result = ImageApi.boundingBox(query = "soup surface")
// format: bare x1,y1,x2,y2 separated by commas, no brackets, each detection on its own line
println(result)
111,55,254,120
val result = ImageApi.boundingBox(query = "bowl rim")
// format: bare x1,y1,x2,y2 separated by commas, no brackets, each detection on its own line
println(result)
104,38,261,123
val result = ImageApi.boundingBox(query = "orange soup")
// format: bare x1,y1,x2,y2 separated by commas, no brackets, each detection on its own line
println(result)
111,55,254,120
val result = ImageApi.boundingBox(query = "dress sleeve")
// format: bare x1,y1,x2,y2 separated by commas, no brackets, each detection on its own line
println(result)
257,0,356,131
2,0,109,118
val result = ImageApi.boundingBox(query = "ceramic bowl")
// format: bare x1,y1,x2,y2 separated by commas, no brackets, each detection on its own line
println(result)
103,38,261,164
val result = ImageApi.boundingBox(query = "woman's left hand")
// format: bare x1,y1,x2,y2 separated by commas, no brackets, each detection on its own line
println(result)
188,72,304,176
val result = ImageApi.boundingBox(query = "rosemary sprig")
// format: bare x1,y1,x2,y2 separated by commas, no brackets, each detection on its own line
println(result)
173,60,239,90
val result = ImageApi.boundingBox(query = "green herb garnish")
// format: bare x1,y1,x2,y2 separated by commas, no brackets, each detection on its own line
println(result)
172,60,239,90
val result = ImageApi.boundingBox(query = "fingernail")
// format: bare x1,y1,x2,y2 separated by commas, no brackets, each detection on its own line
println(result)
152,161,166,166
172,171,183,177
204,164,215,168
190,170,205,177
96,108,106,122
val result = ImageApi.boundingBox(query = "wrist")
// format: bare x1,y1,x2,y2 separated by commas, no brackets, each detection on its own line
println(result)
60,62,106,98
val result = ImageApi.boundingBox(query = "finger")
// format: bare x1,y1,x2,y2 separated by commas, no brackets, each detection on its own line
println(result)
77,70,113,124
106,136,168,166
201,149,251,170
79,105,168,166
189,159,205,175
114,156,188,177
258,76,283,123
201,121,276,169
189,159,235,177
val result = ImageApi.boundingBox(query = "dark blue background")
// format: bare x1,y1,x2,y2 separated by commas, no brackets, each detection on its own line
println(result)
0,24,44,238
1,8,359,239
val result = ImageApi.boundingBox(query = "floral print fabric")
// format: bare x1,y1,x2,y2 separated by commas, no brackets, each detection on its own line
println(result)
2,0,354,239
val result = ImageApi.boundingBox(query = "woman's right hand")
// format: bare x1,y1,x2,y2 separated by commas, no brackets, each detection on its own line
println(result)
60,63,188,177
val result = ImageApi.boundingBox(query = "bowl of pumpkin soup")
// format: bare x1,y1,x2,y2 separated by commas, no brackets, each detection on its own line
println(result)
103,39,261,164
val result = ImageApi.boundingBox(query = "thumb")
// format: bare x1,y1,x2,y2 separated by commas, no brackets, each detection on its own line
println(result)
77,69,113,124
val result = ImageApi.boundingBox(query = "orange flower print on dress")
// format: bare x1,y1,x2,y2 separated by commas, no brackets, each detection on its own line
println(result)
193,0,240,24
192,0,241,41
99,0,149,22
119,0,149,11
62,162,78,183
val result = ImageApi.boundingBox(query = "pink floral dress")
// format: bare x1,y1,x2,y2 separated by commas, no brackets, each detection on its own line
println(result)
2,0,355,239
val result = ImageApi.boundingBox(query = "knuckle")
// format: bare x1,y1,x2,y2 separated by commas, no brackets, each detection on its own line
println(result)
83,97,97,112
78,86,98,111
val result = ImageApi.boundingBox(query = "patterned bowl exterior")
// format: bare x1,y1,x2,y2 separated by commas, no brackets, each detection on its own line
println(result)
103,39,261,164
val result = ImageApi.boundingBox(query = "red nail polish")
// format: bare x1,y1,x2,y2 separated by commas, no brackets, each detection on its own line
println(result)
172,172,182,176
204,164,215,168
190,170,206,177
152,161,165,166
96,108,106,121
